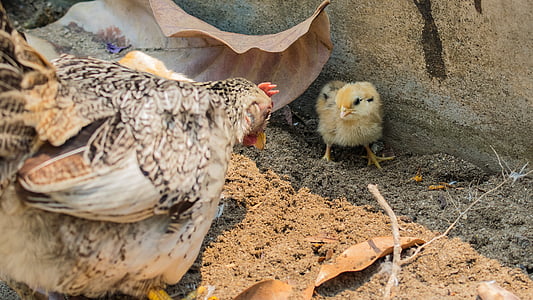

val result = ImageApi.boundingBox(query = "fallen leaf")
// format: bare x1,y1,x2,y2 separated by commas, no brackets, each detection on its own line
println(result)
428,184,447,190
302,283,315,300
234,280,292,300
304,232,339,244
477,281,520,300
315,236,425,287
411,168,423,182
55,0,333,111
317,248,334,263
411,174,423,182
429,182,458,190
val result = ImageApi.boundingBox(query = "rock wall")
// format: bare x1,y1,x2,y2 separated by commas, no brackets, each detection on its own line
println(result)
177,0,532,172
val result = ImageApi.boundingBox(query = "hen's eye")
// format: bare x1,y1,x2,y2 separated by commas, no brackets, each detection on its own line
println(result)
353,98,361,105
367,97,374,102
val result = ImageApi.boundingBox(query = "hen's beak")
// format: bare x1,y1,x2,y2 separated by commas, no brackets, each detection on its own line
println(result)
254,131,266,150
243,131,266,150
242,82,276,150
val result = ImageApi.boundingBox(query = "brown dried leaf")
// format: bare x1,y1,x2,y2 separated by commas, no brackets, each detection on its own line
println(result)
56,0,332,111
302,283,316,300
411,168,423,182
477,281,520,300
150,0,332,111
304,232,339,244
234,279,292,300
315,236,425,287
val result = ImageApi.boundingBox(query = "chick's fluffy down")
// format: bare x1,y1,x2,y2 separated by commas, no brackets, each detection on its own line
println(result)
316,81,383,148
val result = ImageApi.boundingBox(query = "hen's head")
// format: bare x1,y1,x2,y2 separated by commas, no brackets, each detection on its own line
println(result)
335,81,381,119
213,78,277,149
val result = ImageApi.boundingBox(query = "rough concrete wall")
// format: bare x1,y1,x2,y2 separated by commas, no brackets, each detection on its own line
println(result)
175,0,532,172
321,0,533,172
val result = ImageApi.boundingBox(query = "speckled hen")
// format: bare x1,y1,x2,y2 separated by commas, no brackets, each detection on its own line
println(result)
0,3,276,299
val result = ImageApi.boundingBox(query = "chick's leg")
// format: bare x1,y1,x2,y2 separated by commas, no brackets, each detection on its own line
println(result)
322,144,332,161
362,144,394,169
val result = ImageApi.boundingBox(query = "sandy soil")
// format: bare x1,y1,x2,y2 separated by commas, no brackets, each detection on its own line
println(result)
165,111,532,299
1,2,532,299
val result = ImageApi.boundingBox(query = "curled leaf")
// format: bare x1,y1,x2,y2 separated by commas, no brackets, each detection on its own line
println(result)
429,182,458,190
411,168,423,182
428,184,447,190
411,174,423,182
234,280,292,300
477,281,520,300
56,0,333,111
315,236,425,287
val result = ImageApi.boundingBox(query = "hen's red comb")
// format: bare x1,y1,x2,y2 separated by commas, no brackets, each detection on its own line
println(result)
258,82,279,97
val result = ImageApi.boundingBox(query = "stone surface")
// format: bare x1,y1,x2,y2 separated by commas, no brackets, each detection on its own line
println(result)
178,0,532,171
10,0,533,171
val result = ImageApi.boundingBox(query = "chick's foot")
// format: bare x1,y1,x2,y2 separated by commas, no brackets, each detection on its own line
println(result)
322,144,333,161
362,145,394,169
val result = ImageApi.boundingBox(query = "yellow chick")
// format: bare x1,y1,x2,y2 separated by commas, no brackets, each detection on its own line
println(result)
316,81,394,168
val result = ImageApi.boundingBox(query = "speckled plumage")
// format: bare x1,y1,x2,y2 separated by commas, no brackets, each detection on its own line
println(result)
0,4,272,298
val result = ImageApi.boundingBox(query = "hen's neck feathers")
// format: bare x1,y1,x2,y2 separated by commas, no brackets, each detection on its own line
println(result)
42,55,255,145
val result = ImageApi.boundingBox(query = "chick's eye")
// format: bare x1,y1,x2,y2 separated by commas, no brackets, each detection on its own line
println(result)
367,97,374,102
353,98,361,105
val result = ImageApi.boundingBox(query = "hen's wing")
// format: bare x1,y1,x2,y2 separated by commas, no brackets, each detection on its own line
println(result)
17,118,160,223
15,56,224,223
1,16,221,223
0,4,58,196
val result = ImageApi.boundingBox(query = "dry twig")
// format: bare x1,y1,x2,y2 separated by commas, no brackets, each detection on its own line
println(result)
368,149,531,299
402,148,531,265
367,184,401,300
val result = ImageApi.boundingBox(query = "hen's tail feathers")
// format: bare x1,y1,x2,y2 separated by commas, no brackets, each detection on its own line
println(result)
0,3,58,196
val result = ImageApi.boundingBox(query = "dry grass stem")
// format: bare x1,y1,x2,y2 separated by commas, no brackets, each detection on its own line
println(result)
367,184,401,300
402,149,531,265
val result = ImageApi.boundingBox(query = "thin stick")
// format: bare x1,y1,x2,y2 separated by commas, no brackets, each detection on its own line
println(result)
401,168,532,266
490,145,507,179
368,184,400,300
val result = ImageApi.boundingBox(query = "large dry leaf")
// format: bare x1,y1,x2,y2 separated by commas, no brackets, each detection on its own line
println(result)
315,236,425,287
477,281,520,300
55,0,332,111
234,279,293,300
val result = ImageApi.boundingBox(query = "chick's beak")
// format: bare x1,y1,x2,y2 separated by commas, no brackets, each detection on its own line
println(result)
339,106,351,119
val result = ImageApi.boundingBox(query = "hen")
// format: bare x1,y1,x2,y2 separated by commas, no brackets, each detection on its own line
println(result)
316,80,394,168
118,50,194,82
0,3,276,300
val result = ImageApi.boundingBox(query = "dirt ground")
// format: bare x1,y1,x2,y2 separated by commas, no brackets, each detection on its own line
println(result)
183,119,532,299
166,113,532,299
2,2,532,299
